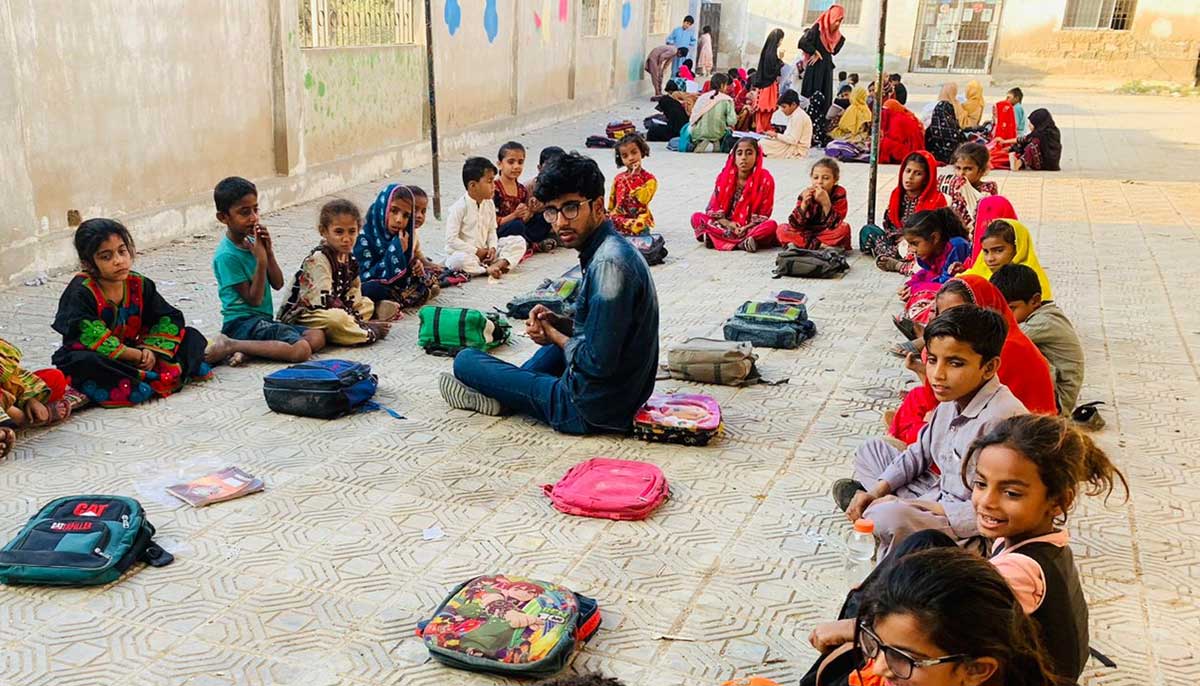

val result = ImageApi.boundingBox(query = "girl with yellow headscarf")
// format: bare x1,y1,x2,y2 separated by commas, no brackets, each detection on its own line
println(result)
962,80,985,128
830,85,871,143
962,217,1053,299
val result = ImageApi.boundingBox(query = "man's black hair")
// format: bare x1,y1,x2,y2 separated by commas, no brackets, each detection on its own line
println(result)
991,264,1043,303
539,146,566,167
462,156,498,187
534,152,605,203
778,89,801,107
214,176,257,214
924,304,1007,362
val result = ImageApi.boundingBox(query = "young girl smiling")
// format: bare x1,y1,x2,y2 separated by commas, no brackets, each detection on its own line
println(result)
607,134,657,236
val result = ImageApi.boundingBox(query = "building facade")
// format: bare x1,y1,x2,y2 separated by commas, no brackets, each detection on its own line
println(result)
0,0,687,287
717,0,1199,86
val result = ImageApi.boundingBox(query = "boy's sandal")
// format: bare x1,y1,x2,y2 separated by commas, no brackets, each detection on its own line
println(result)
888,339,921,358
892,315,918,341
0,427,15,459
1071,401,1106,431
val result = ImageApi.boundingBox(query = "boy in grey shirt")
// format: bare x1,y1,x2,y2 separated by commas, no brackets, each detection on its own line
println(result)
991,264,1085,414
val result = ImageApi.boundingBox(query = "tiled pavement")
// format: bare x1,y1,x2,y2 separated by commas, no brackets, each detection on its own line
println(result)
1,87,1198,685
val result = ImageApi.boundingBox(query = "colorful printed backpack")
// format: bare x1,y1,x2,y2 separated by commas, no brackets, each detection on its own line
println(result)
418,306,511,356
542,458,668,520
417,574,600,678
724,301,818,350
633,393,723,446
0,495,173,586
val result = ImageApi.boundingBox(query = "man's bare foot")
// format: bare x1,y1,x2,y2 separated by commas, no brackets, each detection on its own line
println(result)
374,300,401,322
204,334,235,365
486,264,504,279
496,259,511,273
228,352,248,367
366,322,391,340
0,427,15,459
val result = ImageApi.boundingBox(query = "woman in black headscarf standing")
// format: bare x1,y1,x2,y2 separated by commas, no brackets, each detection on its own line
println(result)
798,4,846,146
752,28,786,133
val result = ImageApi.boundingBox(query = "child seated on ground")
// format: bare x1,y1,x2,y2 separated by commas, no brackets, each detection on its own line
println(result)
355,183,442,310
52,218,212,406
607,134,657,235
835,304,1027,556
1007,87,1027,135
777,157,850,250
445,157,526,279
991,264,1084,415
970,414,1126,682
677,58,696,82
689,73,737,153
847,546,1059,686
863,151,947,272
759,89,812,159
494,141,557,252
205,177,326,366
2,338,70,431
938,142,997,233
896,208,972,325
961,217,1054,302
277,199,390,345
691,138,778,252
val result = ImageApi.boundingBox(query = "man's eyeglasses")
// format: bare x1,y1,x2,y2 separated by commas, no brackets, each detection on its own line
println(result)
542,200,586,223
857,623,968,679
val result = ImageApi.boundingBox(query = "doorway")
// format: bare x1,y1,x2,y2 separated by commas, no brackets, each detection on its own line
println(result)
699,2,721,68
912,0,1003,74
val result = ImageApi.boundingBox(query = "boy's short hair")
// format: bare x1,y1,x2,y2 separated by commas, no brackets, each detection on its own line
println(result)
214,176,257,214
727,67,740,79
676,46,688,57
778,89,801,107
535,674,626,686
665,80,682,93
406,184,428,199
838,70,847,80
710,73,729,91
683,14,694,24
925,304,1007,362
849,72,859,81
462,157,498,187
812,156,840,181
888,72,902,82
534,152,605,203
837,84,852,96
1007,87,1024,102
497,141,525,161
990,264,1042,303
539,146,566,167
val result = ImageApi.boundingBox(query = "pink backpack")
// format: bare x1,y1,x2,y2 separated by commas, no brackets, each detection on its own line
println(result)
542,458,668,520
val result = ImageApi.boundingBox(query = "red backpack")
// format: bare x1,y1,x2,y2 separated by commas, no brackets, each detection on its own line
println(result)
542,458,668,521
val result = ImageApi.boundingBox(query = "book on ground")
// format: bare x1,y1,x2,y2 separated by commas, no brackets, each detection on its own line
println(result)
167,467,264,507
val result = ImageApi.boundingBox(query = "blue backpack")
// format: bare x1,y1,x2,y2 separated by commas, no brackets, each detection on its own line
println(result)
263,360,378,419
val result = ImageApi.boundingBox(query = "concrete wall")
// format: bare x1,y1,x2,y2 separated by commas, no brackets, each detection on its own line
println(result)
0,0,688,287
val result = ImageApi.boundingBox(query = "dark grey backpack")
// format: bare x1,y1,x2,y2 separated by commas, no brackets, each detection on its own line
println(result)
773,247,850,279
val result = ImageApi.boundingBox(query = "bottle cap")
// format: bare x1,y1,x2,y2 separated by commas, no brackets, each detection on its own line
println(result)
853,518,875,534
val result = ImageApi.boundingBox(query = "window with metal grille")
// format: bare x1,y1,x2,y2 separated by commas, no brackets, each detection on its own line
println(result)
299,0,416,48
582,0,615,37
804,0,862,26
1063,0,1137,30
650,0,672,34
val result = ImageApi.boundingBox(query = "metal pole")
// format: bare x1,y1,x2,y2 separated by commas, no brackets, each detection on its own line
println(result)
422,0,442,219
866,0,888,226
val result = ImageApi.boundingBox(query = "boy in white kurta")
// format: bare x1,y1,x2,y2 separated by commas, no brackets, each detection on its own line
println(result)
444,157,526,279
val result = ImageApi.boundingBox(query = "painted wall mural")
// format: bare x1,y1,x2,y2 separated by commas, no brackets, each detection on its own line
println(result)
444,0,461,35
533,0,569,44
621,1,632,29
484,0,498,42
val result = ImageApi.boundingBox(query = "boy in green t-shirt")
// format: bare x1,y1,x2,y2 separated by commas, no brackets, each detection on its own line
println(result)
203,177,325,366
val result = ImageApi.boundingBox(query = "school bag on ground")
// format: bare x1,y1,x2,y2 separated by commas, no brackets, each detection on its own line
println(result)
666,338,763,386
0,495,173,586
605,120,637,139
263,359,379,418
416,573,600,678
626,233,668,266
542,458,668,520
505,275,581,319
585,135,617,149
418,306,511,356
633,392,723,446
724,301,817,350
773,247,850,279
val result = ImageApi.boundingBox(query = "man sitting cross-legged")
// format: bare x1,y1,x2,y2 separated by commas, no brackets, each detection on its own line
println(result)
440,153,660,435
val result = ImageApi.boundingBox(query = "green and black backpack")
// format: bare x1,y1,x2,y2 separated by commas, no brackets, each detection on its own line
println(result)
0,495,173,586
418,306,511,356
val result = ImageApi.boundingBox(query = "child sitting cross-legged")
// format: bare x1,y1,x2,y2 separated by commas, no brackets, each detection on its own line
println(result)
205,176,326,366
445,157,526,279
865,151,947,272
777,157,851,251
355,183,442,312
961,217,1054,300
991,264,1084,415
967,413,1127,682
3,338,71,439
608,133,657,235
53,219,212,407
895,207,971,326
277,199,391,345
938,142,998,234
834,304,1027,557
494,141,557,252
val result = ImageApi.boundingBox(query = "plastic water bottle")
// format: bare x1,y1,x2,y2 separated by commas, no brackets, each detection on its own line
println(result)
845,519,876,589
